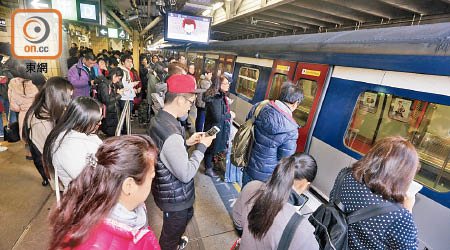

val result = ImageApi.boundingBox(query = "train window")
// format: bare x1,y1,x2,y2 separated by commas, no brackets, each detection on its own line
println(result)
236,67,260,100
268,73,288,100
294,79,318,127
344,91,450,193
205,59,216,72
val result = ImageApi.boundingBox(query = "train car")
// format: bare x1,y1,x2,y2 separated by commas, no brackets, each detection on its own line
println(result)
167,22,450,250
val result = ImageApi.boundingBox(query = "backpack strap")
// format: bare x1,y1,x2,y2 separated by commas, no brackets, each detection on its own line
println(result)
333,167,352,211
347,202,402,224
277,212,303,250
251,100,270,123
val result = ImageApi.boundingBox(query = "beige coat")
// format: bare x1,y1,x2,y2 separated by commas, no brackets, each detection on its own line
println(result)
8,78,39,139
29,115,53,153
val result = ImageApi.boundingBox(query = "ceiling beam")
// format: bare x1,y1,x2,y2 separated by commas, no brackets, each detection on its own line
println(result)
214,0,296,26
254,13,313,29
289,0,370,22
223,22,286,33
376,0,450,15
319,0,411,19
140,16,163,36
234,20,291,32
214,24,269,34
107,10,133,35
273,7,336,26
243,16,300,31
263,11,325,27
283,4,352,25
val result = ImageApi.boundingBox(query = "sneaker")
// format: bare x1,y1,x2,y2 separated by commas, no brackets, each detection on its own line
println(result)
205,168,219,178
177,236,189,250
0,146,7,152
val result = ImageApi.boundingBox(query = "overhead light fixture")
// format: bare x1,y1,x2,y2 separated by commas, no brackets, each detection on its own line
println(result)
251,17,280,26
202,9,211,16
212,2,224,10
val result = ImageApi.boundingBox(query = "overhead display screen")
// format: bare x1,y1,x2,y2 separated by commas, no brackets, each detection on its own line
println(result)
77,0,99,23
165,12,211,44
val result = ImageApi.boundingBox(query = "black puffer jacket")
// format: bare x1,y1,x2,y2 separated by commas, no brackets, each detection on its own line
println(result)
204,90,231,154
96,77,121,136
148,110,195,212
0,65,13,100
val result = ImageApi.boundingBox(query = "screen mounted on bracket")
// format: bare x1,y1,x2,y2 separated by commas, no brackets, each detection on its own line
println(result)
165,12,211,44
77,0,100,24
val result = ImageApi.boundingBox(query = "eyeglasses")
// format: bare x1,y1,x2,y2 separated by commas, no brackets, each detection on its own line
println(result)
183,97,195,107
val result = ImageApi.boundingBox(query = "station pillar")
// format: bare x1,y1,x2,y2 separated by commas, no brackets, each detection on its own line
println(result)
132,29,140,72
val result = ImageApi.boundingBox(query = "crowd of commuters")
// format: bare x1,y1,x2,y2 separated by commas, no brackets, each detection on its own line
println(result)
0,41,421,250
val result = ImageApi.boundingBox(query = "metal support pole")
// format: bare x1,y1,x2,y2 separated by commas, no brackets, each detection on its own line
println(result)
116,100,132,136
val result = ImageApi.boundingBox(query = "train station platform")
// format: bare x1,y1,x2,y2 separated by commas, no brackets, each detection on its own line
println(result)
0,121,240,250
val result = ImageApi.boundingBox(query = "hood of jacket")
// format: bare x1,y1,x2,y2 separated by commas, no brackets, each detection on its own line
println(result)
55,130,102,153
8,77,39,98
254,102,299,136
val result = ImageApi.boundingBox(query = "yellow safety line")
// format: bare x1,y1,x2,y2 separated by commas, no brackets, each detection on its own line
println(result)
233,182,241,193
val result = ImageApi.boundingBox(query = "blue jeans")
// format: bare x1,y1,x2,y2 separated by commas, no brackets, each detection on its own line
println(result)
242,170,254,188
195,107,206,132
224,146,242,183
0,95,17,123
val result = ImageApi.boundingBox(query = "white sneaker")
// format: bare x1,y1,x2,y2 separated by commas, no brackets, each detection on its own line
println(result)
0,146,8,152
177,236,189,250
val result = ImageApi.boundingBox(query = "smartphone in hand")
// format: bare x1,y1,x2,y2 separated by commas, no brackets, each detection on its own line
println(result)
206,126,220,137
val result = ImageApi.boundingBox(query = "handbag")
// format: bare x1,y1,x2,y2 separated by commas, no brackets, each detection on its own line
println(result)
3,108,20,142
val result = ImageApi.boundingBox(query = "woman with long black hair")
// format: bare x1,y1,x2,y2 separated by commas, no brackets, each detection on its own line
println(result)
203,74,235,177
43,96,103,190
233,152,319,250
23,77,73,186
96,67,124,136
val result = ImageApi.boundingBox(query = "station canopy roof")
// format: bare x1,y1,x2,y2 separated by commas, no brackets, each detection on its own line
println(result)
103,0,450,43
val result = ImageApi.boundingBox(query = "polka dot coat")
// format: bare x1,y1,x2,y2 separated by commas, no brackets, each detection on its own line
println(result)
329,168,419,250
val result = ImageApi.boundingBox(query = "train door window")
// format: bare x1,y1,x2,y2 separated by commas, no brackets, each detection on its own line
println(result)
294,79,318,127
194,54,204,77
225,63,233,73
205,59,216,72
344,91,450,193
217,62,224,75
236,67,260,100
268,73,288,100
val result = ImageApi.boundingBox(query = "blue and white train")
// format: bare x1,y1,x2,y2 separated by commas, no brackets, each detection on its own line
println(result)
167,22,450,250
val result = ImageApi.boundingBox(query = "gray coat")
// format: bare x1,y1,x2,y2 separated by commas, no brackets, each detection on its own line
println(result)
196,75,212,108
233,181,319,250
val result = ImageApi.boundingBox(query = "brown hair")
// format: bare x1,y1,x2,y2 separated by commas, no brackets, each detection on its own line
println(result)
205,74,228,97
168,62,187,76
48,135,158,249
352,136,420,202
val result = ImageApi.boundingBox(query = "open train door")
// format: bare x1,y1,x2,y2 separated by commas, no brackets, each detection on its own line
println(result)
293,63,329,152
265,60,296,100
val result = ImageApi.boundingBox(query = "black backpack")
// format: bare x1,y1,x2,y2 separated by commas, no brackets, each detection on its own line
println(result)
308,168,402,250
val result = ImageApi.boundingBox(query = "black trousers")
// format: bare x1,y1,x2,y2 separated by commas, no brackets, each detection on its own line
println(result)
159,206,194,250
29,141,48,182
